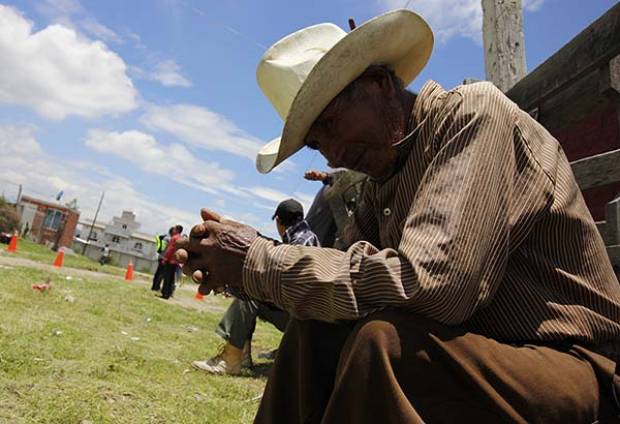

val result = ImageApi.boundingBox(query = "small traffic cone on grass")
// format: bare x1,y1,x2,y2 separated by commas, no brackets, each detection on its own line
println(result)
53,249,64,268
6,235,17,252
125,262,134,281
194,290,204,301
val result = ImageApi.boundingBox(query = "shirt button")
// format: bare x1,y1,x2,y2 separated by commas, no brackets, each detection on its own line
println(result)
383,208,391,216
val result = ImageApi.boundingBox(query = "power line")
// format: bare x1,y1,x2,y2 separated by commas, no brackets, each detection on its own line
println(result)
187,4,267,52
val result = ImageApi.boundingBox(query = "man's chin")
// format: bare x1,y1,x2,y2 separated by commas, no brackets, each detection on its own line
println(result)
362,164,393,181
353,166,389,179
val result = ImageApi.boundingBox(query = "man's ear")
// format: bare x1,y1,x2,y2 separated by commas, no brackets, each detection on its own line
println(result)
362,66,396,96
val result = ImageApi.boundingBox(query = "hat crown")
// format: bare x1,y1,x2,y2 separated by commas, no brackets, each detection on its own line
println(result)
257,23,347,120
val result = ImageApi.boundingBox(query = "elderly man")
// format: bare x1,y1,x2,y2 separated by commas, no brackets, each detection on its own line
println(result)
176,10,620,423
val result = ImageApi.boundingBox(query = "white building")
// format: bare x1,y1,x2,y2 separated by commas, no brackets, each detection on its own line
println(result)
73,211,158,273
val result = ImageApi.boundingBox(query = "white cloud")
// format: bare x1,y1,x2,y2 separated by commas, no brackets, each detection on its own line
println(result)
79,16,124,44
293,191,316,216
84,129,235,194
381,0,545,43
36,0,123,44
82,129,307,229
382,0,482,43
149,60,192,87
37,0,83,16
0,124,197,234
251,202,276,212
244,186,291,204
523,0,544,12
131,60,192,88
0,124,42,155
0,5,137,120
0,124,296,239
141,104,265,161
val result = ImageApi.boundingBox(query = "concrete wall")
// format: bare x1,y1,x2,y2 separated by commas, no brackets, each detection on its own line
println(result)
72,239,158,273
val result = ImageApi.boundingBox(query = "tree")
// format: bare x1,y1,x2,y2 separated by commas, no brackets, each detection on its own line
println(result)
0,196,20,233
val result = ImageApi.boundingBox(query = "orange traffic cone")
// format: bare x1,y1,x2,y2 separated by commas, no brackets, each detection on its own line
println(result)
124,262,134,281
53,249,64,268
194,290,204,301
6,235,17,252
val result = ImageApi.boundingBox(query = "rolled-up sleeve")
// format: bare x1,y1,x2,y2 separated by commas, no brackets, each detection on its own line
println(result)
243,83,520,324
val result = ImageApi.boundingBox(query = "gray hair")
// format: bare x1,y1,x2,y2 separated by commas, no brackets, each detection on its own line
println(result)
334,64,405,106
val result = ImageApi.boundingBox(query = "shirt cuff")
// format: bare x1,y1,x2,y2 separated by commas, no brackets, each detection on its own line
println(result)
242,236,293,306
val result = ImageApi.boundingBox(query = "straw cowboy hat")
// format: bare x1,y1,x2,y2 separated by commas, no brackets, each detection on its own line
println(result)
255,9,433,174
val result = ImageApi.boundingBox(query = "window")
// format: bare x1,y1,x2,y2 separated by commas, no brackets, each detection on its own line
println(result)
112,236,120,243
43,209,63,230
122,224,127,230
91,231,98,241
134,242,143,251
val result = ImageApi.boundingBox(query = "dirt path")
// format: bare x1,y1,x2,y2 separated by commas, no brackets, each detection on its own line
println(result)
0,254,132,280
0,253,228,313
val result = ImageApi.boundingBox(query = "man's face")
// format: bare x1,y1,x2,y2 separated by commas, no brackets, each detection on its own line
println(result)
304,72,402,179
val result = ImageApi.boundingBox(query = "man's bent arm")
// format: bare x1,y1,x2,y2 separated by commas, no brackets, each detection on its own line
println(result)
243,84,543,324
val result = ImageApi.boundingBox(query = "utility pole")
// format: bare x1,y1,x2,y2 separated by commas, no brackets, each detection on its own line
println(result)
82,191,104,255
481,0,527,92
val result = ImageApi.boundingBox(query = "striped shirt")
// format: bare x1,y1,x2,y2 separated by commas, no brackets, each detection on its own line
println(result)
243,80,620,358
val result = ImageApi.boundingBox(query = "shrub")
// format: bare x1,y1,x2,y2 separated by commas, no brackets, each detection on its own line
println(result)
0,197,20,233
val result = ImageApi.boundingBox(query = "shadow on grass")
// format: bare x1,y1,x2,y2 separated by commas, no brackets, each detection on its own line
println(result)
247,362,273,378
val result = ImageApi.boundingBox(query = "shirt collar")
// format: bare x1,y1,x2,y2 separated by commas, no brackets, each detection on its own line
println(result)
283,220,311,244
413,80,445,127
368,80,446,184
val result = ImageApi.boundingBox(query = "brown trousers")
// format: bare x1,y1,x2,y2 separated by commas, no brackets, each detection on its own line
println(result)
255,311,620,424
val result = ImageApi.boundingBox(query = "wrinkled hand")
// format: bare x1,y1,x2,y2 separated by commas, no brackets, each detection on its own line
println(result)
175,208,258,295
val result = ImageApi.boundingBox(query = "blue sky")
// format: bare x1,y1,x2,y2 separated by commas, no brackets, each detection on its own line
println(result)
0,0,615,237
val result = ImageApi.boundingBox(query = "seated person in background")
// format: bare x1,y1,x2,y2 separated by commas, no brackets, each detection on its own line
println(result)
305,169,367,249
304,169,339,248
177,10,620,423
191,198,320,375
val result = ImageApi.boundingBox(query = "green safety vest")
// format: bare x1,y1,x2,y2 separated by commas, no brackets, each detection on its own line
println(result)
155,235,168,253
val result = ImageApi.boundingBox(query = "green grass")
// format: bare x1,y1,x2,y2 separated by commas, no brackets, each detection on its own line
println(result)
0,265,282,423
7,239,128,277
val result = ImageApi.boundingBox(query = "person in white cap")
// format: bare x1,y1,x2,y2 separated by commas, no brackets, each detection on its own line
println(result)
176,9,620,423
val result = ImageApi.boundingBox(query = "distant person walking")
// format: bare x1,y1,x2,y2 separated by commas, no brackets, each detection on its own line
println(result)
99,244,110,265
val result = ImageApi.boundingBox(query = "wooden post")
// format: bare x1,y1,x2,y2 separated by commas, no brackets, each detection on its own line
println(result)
481,0,527,92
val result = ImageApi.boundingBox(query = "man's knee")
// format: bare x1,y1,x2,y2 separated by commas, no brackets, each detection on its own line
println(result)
350,318,399,351
351,311,438,347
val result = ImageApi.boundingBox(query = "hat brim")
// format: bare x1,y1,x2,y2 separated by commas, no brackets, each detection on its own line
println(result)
256,9,433,174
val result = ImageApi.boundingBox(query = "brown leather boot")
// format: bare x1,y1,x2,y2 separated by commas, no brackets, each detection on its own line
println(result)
191,342,243,375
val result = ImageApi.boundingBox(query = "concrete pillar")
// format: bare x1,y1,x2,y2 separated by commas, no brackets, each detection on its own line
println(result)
482,0,527,92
